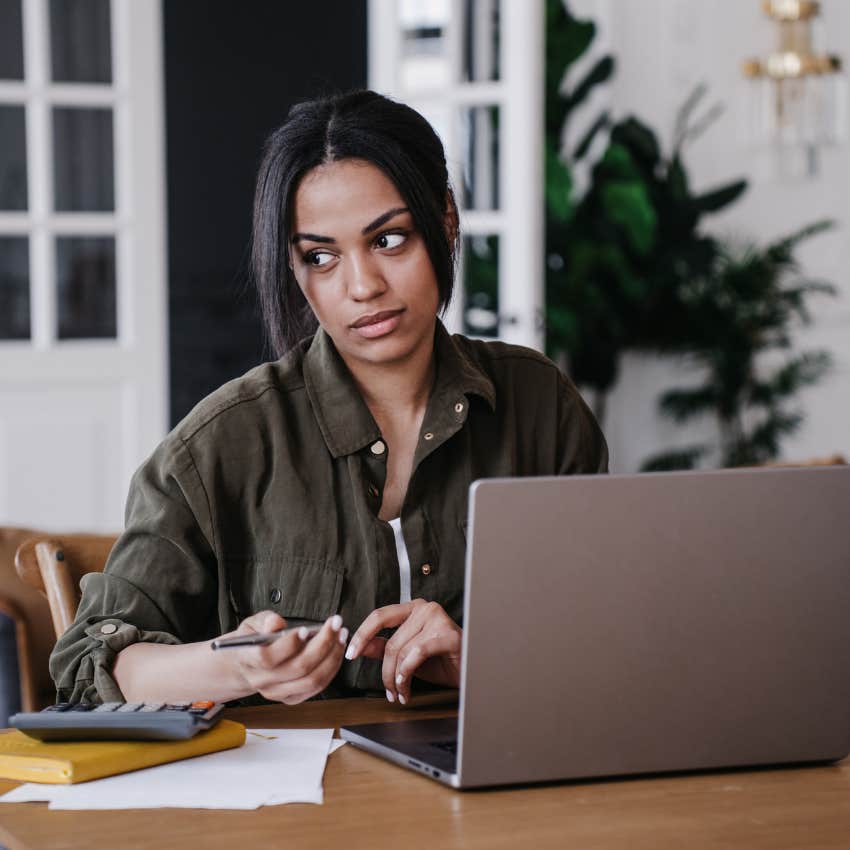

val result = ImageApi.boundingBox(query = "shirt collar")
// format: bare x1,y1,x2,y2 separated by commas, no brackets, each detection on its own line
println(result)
302,320,495,459
431,318,496,413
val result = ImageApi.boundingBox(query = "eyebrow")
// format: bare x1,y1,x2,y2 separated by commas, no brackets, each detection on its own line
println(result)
361,207,409,235
291,231,334,245
290,207,410,245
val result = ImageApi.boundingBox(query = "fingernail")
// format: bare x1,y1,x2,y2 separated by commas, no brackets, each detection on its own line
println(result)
339,627,349,646
297,627,309,640
345,642,357,661
398,693,406,705
385,689,395,703
330,614,343,632
395,673,404,685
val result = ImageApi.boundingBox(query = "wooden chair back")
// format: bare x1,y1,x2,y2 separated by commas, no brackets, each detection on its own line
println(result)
0,527,53,711
15,534,117,640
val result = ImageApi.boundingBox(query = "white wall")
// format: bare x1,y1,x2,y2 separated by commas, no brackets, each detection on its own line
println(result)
596,0,850,472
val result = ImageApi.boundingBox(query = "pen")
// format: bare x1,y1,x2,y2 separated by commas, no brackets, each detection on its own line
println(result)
210,624,322,650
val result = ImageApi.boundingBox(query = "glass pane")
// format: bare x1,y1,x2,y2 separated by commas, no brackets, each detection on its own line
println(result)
56,236,116,339
463,0,500,83
0,237,30,340
49,0,112,83
459,105,499,211
0,106,28,210
463,234,499,337
399,0,451,92
0,0,24,80
400,0,449,53
52,107,114,211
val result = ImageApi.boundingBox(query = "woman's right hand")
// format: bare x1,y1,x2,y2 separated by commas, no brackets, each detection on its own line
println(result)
224,610,348,704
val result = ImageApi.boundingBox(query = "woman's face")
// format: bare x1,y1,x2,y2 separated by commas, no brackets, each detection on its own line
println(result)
290,158,441,370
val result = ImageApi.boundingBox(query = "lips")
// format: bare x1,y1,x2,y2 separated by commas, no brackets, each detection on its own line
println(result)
349,309,405,340
351,309,404,329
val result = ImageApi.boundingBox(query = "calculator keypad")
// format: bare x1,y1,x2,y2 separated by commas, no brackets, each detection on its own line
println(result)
9,700,225,741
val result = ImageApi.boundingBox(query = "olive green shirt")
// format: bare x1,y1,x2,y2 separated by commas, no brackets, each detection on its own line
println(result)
50,322,608,703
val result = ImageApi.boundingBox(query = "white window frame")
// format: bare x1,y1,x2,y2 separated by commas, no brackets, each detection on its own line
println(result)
369,0,544,351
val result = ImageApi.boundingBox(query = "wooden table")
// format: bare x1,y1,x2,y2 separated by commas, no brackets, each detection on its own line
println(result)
2,696,850,850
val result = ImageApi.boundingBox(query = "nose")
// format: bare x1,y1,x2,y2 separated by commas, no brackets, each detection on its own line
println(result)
346,251,387,302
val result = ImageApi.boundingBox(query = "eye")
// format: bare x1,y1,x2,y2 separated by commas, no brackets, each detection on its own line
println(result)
375,232,407,250
305,250,335,268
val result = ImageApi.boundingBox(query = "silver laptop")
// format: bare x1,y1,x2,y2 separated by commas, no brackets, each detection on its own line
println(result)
341,466,850,788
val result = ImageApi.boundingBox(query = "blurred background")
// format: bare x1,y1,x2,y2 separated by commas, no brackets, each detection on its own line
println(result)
0,0,847,536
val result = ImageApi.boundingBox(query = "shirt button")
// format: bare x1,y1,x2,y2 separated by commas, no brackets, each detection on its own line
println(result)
421,563,432,576
454,402,464,414
370,440,386,456
100,623,117,635
270,588,282,604
423,432,434,441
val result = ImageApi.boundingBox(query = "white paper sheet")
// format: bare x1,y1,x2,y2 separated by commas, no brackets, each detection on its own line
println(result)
0,730,347,810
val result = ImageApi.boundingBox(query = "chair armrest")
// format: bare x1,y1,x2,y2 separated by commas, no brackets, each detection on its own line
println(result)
15,539,80,640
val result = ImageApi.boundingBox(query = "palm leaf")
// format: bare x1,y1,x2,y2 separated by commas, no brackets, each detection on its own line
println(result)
572,111,611,160
691,180,747,214
659,386,716,422
563,55,615,111
641,446,708,471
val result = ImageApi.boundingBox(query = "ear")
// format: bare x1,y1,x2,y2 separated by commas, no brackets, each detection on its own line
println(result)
444,191,459,246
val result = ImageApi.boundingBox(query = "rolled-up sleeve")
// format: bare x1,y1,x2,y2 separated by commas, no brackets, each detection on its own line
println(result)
49,436,219,704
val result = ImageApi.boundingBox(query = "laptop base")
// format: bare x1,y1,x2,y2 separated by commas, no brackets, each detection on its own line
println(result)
340,716,461,788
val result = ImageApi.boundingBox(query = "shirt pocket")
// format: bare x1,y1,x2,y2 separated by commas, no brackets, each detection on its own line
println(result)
230,555,344,627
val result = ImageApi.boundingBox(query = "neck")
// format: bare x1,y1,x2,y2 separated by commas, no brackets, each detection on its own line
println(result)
343,332,436,423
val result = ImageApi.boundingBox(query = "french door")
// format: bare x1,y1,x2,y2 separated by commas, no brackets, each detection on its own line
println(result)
0,0,168,531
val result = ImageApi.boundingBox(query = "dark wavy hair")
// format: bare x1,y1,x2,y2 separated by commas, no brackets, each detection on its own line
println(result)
251,90,458,357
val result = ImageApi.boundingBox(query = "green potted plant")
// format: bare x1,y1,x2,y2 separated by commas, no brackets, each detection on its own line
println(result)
544,0,836,467
640,222,835,469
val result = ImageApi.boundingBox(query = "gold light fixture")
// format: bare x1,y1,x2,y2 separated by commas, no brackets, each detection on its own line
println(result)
742,0,845,177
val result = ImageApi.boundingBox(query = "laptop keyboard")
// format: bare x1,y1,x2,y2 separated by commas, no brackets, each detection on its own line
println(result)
431,739,457,755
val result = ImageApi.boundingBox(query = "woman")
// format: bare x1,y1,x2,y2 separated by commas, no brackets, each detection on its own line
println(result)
50,90,607,708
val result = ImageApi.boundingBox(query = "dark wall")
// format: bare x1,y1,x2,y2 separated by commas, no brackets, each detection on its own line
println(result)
163,1,368,425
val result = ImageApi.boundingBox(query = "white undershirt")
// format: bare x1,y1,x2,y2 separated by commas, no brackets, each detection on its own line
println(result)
388,517,412,603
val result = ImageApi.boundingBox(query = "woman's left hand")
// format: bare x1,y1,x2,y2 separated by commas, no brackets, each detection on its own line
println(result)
344,599,462,704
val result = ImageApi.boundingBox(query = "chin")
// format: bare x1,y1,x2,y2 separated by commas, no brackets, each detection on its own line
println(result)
353,337,415,365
